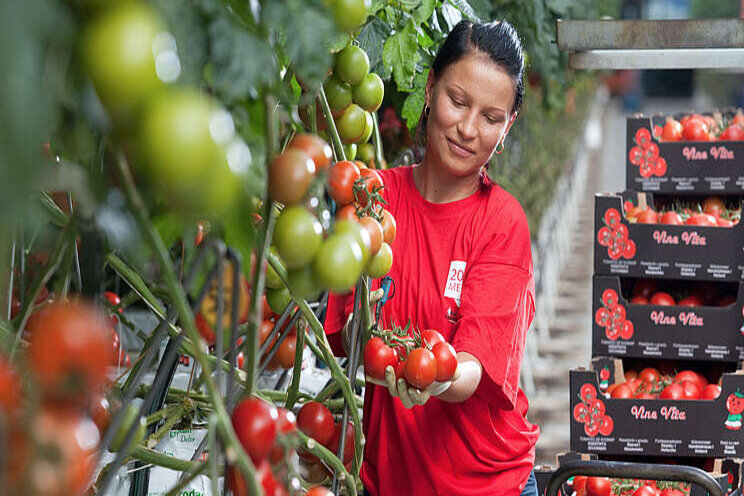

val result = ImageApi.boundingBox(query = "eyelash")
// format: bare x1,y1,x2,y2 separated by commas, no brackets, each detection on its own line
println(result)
451,95,501,124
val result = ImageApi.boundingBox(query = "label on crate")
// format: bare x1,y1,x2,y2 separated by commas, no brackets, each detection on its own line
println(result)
673,343,699,358
688,440,714,455
675,262,702,278
707,264,734,278
655,438,682,454
639,341,665,356
705,176,730,190
670,177,697,191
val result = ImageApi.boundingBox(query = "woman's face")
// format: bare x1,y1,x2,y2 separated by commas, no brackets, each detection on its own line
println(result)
425,51,516,177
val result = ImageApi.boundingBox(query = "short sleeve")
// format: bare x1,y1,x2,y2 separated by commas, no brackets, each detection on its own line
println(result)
451,199,535,410
323,291,355,357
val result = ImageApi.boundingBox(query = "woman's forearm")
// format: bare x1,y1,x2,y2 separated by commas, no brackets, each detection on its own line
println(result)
437,352,482,403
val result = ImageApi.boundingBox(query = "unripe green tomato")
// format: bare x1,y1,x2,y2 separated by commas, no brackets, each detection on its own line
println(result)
352,73,384,112
334,45,370,86
324,75,352,116
273,206,323,270
336,104,366,144
330,0,368,33
109,404,147,452
287,265,322,301
365,242,393,278
313,233,364,292
82,1,166,126
356,143,375,165
334,219,371,264
267,287,293,314
357,111,374,144
343,143,357,161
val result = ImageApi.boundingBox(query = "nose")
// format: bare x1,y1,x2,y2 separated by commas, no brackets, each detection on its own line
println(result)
456,110,478,141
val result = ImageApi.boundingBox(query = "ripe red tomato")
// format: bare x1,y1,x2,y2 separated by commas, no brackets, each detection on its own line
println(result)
633,484,658,496
27,301,112,401
716,217,734,227
306,487,334,496
275,408,296,434
336,204,360,222
677,295,702,307
358,216,384,257
638,367,660,385
269,149,316,205
660,382,684,400
686,213,716,226
297,401,335,446
660,211,683,225
231,398,278,464
675,370,707,393
636,209,658,224
275,334,297,369
327,160,361,205
611,383,634,399
380,208,397,245
403,348,437,390
0,355,21,418
682,118,710,141
585,476,611,496
289,133,333,172
659,489,685,496
680,380,701,399
363,337,398,381
630,295,649,304
228,460,289,496
702,384,722,399
356,168,383,206
662,117,683,141
432,342,457,382
720,124,744,141
650,292,675,306
328,420,355,464
420,329,445,348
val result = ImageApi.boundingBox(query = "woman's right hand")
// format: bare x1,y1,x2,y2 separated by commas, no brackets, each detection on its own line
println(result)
365,364,460,408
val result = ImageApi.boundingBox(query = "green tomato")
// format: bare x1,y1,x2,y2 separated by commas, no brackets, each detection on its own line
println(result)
335,104,366,144
343,143,357,161
265,247,284,289
356,143,375,164
138,89,239,213
334,219,371,265
267,287,293,314
324,75,352,116
82,1,165,126
329,0,368,33
109,404,147,453
334,45,370,86
287,265,321,301
357,111,374,144
273,206,323,270
313,233,364,292
352,72,384,112
365,242,392,278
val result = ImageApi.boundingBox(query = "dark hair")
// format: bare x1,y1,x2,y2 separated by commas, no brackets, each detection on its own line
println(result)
416,19,525,145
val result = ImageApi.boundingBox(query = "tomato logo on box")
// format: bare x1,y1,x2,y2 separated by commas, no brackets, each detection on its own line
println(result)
629,127,667,178
597,208,636,261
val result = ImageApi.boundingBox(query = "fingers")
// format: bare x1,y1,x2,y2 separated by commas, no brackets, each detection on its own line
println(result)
427,380,451,397
397,378,414,408
369,288,384,303
365,374,387,387
410,387,430,405
384,366,398,397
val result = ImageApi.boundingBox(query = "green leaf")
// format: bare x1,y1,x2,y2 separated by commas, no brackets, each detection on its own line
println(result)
369,0,387,16
382,21,420,89
413,0,436,25
208,15,276,103
401,70,428,134
439,2,462,30
400,0,423,11
357,17,391,75
465,0,492,19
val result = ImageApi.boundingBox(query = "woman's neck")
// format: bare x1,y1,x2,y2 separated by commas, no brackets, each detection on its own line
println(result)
412,157,481,204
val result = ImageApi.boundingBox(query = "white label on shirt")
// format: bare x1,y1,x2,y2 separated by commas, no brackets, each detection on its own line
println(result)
444,260,467,306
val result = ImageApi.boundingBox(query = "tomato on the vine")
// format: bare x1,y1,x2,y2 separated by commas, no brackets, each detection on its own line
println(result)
336,204,360,222
324,75,353,116
380,209,397,245
297,401,335,446
356,168,383,206
431,341,457,382
358,216,383,257
268,148,317,206
328,160,361,205
275,334,298,369
353,72,384,112
329,0,368,32
273,206,323,269
650,292,675,306
289,133,333,172
585,476,611,496
335,45,370,86
363,337,398,381
683,117,709,141
267,287,292,315
404,348,437,390
313,233,364,292
365,242,393,278
0,355,20,417
660,382,684,400
287,265,322,301
231,398,279,464
336,103,367,144
329,420,355,464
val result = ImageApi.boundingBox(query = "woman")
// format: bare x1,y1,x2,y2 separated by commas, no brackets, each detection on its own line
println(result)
324,19,539,496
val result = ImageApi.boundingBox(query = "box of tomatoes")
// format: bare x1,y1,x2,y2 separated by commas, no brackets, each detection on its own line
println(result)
570,358,744,458
626,113,744,194
594,192,743,281
591,275,744,363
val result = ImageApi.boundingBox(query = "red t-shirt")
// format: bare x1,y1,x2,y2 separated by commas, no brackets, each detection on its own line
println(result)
324,165,540,496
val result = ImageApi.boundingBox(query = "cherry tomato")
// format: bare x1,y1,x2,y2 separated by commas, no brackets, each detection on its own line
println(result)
650,292,675,306
313,233,364,292
675,370,707,393
585,477,611,496
327,161,361,205
269,149,316,205
275,334,298,369
661,117,683,141
659,382,684,400
702,384,721,399
680,380,701,400
297,401,335,446
358,216,383,257
266,287,292,315
275,407,296,434
431,342,457,382
231,398,279,464
289,133,332,172
273,206,323,269
27,301,112,402
404,347,437,390
363,337,398,381
336,204,360,222
353,72,384,112
380,209,397,245
611,383,634,399
638,367,660,386
334,45,370,86
336,104,367,143
365,242,393,278
720,124,744,141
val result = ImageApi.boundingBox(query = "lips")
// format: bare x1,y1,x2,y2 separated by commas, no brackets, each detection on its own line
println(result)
446,138,474,157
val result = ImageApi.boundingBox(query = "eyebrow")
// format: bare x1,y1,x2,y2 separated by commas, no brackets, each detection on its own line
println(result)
447,84,508,115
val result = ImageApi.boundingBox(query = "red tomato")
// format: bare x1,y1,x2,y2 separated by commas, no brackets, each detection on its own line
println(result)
686,213,716,226
380,208,397,245
638,367,660,385
625,370,638,381
702,196,726,217
636,209,658,224
228,460,289,496
650,292,675,306
678,295,703,307
420,329,445,348
336,204,360,222
328,420,355,464
231,398,278,464
572,475,587,496
611,383,634,399
403,348,437,390
275,334,297,369
289,133,333,172
431,342,457,382
702,384,722,400
356,168,383,206
719,124,744,141
363,337,398,381
0,355,21,418
660,211,683,225
717,217,734,227
358,216,384,257
27,301,112,402
675,370,707,393
585,476,611,496
306,487,334,496
633,485,658,496
103,291,122,311
660,382,684,400
661,117,683,141
394,360,406,381
630,295,649,304
297,401,335,446
680,380,701,399
682,118,710,141
327,160,360,205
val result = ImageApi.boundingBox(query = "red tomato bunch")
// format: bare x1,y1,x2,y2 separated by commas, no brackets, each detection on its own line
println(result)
628,128,667,178
653,111,744,142
571,475,690,496
363,328,457,391
597,208,636,260
574,384,614,437
606,367,720,401
103,291,131,367
627,279,736,307
594,289,634,341
296,401,355,480
624,196,740,227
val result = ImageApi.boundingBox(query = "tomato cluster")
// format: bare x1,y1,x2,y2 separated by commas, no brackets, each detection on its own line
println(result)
628,128,667,178
624,196,740,227
570,475,689,496
363,328,457,391
627,279,736,307
606,367,720,401
595,289,634,340
296,401,355,480
574,384,614,437
653,111,744,143
597,208,636,260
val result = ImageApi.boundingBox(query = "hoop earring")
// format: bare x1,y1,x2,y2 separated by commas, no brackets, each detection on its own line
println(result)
494,141,505,155
424,104,430,117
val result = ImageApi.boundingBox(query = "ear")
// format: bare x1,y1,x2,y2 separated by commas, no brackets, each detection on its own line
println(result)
501,112,518,142
425,69,436,106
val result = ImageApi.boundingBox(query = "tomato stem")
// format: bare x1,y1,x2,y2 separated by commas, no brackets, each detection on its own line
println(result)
371,111,384,168
317,86,347,162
